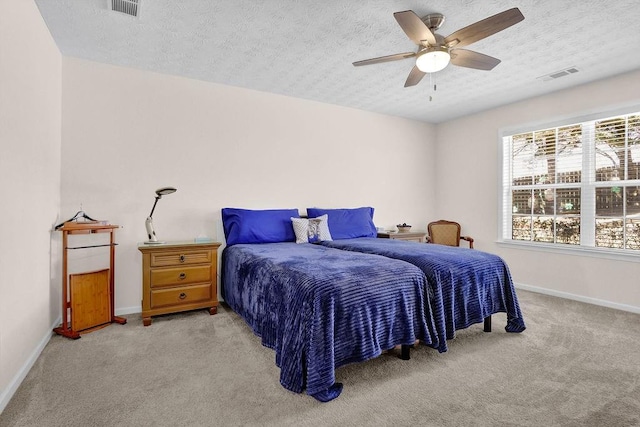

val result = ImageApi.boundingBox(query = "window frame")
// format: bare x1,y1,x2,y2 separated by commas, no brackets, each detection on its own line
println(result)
498,104,640,262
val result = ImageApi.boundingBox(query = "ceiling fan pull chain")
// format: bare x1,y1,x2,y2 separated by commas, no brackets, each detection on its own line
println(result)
429,74,433,102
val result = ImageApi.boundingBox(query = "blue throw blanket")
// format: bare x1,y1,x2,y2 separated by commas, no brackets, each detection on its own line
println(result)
318,238,526,338
221,243,442,402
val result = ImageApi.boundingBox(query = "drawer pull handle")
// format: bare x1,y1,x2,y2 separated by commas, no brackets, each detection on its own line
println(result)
179,292,187,299
179,255,185,263
179,272,187,280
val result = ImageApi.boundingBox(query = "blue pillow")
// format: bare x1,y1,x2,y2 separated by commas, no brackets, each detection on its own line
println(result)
222,208,300,245
306,207,376,239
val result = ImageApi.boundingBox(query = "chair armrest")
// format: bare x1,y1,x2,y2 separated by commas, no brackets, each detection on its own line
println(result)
461,236,474,249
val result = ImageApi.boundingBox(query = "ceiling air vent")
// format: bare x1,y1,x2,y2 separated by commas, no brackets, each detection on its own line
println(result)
109,0,140,17
537,67,579,82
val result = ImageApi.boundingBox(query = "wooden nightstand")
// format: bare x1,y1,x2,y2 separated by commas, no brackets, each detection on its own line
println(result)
138,241,221,326
377,231,427,243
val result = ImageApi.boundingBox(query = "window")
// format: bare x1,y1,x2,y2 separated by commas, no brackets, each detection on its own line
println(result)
502,111,640,253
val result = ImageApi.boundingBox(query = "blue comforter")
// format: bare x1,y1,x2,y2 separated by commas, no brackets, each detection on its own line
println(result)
221,242,442,402
318,238,526,338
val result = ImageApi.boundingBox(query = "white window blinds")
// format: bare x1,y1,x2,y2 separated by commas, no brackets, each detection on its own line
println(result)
502,112,640,251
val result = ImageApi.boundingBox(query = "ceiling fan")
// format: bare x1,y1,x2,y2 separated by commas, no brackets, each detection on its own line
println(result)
353,8,525,87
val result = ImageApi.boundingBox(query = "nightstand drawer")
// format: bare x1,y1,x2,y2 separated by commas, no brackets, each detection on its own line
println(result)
150,284,212,309
150,265,211,288
150,250,212,267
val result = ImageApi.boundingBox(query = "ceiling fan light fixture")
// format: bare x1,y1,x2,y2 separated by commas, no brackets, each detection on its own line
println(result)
416,47,450,73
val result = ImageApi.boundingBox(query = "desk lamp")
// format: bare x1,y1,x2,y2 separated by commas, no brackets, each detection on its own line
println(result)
144,187,177,244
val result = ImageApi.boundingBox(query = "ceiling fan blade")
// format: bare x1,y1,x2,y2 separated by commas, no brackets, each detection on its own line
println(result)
353,52,416,67
450,49,501,70
444,8,524,48
394,10,437,46
404,65,426,87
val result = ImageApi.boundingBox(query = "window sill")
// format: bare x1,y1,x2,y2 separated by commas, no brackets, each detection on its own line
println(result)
496,239,640,263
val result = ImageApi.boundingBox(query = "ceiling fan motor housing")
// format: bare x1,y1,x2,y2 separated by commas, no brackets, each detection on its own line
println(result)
421,13,445,32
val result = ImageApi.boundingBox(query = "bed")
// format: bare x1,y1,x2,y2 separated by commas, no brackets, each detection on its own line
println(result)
316,237,526,337
221,241,443,402
220,206,525,402
303,207,526,338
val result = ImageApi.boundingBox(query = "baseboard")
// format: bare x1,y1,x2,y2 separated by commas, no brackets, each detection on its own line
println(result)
116,305,141,316
0,316,61,414
0,305,140,414
515,282,640,314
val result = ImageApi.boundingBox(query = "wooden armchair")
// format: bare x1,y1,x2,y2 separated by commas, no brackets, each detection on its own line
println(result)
427,220,474,249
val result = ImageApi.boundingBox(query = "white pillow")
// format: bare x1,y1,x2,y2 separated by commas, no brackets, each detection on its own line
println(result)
291,215,333,244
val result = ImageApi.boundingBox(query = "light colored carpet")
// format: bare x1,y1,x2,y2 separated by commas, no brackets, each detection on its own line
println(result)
1,290,639,427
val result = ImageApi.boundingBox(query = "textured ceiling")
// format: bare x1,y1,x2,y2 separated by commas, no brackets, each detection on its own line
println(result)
35,0,640,123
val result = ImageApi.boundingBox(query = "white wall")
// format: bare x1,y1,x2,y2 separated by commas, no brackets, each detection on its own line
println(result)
435,70,640,310
0,0,62,412
61,58,437,313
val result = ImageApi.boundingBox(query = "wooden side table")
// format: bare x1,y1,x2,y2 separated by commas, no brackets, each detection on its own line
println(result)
138,240,221,326
377,231,427,243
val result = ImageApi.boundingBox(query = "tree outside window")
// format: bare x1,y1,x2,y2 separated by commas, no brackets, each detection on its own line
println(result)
504,113,640,251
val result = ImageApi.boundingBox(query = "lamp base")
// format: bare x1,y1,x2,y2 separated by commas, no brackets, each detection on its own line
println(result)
143,240,165,245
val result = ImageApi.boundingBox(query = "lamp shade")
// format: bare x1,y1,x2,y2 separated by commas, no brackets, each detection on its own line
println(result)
416,47,450,73
155,187,177,196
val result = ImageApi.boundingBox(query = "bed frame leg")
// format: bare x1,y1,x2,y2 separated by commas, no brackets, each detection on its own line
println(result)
400,344,411,360
484,316,492,332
